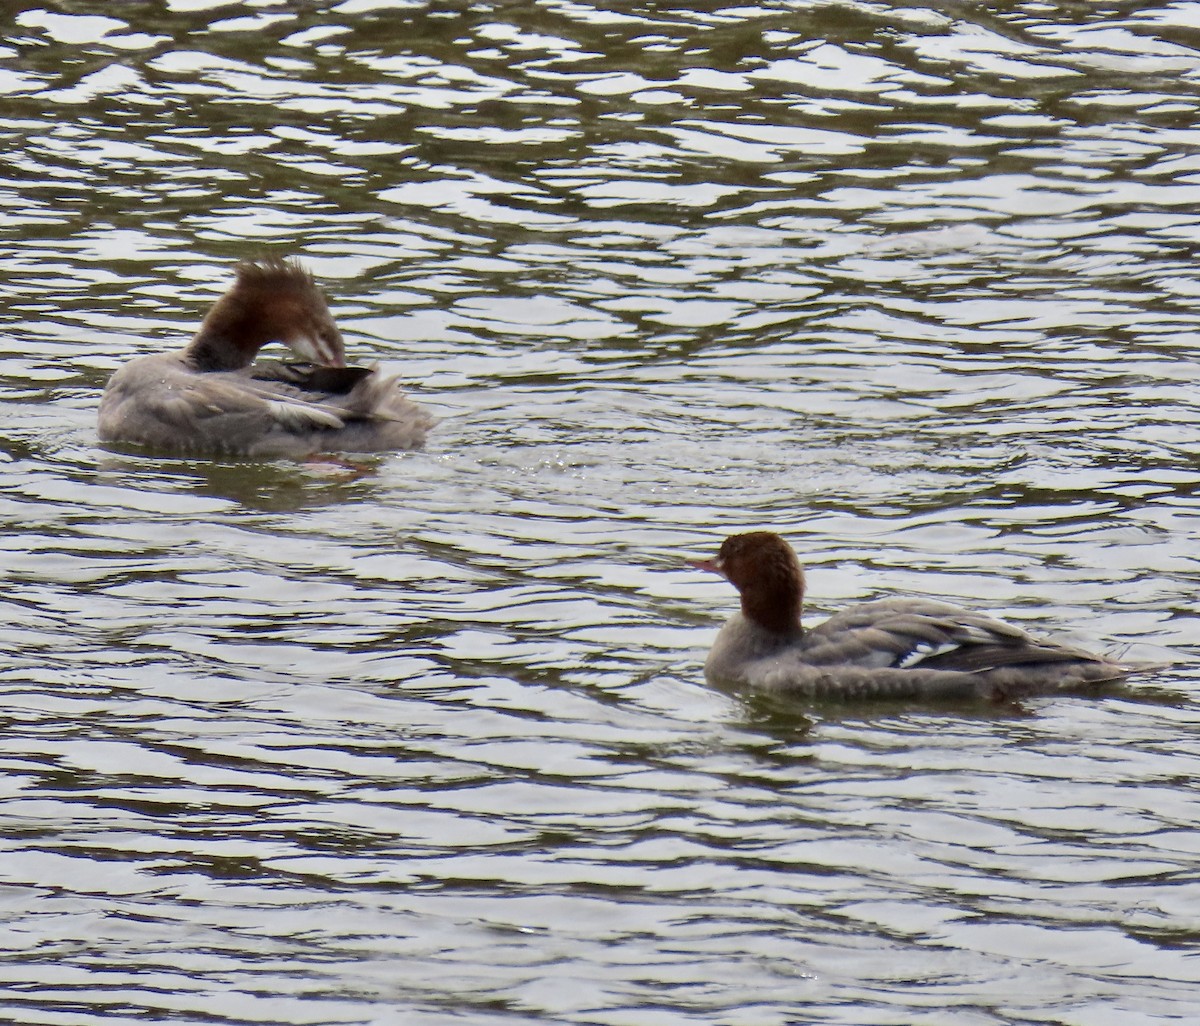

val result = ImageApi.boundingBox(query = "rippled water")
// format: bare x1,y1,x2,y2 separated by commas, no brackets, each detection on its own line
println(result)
3,2,1200,1023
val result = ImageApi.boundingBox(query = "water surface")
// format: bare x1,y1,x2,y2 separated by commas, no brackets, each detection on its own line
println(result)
2,2,1199,1023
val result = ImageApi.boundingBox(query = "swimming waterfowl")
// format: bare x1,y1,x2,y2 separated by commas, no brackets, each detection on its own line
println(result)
98,258,433,457
693,531,1141,701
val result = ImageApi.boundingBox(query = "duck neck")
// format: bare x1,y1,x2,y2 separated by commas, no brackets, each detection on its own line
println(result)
741,589,804,637
184,331,257,372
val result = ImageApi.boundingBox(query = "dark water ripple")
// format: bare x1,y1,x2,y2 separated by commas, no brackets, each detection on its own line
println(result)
2,1,1200,1023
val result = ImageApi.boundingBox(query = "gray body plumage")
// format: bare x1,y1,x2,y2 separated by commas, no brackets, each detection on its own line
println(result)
705,596,1132,701
99,352,433,458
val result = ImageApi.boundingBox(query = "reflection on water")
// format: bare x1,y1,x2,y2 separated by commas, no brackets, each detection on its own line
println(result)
1,1,1199,1023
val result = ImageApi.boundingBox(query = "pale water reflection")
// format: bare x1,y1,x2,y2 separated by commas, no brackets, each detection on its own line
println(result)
2,2,1200,1024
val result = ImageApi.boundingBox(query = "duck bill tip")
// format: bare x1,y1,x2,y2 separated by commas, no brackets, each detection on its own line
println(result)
690,557,723,576
283,334,345,368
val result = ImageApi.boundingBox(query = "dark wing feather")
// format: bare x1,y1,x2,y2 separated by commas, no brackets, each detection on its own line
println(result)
251,361,375,394
912,638,1101,672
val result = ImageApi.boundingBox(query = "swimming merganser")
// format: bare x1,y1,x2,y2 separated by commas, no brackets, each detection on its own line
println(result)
693,531,1140,701
98,258,433,457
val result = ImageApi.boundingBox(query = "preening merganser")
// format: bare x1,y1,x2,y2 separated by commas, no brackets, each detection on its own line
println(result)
98,258,433,457
693,531,1141,701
